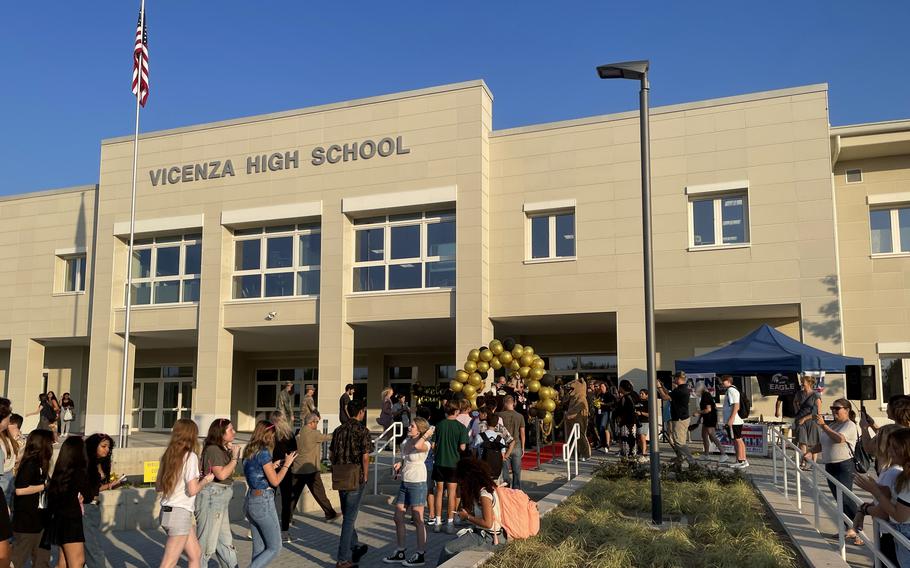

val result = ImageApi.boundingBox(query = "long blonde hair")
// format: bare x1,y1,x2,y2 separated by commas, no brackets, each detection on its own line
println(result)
381,387,394,401
875,424,905,470
243,420,277,460
268,410,293,441
891,429,910,493
156,419,199,497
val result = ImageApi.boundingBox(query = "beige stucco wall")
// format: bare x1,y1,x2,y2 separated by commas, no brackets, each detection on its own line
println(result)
835,152,910,407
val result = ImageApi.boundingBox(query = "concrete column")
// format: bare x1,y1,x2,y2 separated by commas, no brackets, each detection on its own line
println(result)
366,351,385,420
86,334,135,434
617,307,646,389
7,337,45,415
194,223,234,427
317,199,354,429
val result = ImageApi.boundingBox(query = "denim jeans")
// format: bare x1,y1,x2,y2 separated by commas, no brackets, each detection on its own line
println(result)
337,483,366,563
0,471,13,507
83,502,107,568
245,489,282,568
597,412,611,447
501,447,523,490
824,459,857,525
197,483,238,568
895,522,910,568
438,530,506,565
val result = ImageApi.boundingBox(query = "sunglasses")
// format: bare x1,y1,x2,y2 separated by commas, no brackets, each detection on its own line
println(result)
830,406,846,411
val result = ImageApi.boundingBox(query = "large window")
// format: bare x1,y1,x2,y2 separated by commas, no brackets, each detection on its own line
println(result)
689,192,749,248
528,210,575,260
63,254,87,292
547,353,618,385
233,223,321,299
352,210,455,292
129,234,201,305
870,206,910,255
254,367,318,420
131,365,194,430
881,356,908,402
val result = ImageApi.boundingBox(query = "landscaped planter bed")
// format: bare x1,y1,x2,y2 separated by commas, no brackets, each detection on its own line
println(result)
484,461,802,568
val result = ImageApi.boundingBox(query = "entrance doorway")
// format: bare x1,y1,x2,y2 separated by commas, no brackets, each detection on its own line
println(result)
131,366,194,431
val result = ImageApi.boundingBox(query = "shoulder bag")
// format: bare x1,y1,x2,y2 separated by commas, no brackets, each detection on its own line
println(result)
847,423,872,474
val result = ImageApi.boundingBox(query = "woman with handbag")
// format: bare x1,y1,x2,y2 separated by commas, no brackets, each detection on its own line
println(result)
11,429,54,568
60,394,76,436
814,398,863,545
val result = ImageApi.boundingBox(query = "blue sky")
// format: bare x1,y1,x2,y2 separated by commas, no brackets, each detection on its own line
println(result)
1,1,907,195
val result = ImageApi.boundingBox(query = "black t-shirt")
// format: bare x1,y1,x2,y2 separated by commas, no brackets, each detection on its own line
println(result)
40,401,56,423
616,393,638,426
699,392,718,428
339,393,352,423
13,460,46,533
669,385,690,421
777,393,797,419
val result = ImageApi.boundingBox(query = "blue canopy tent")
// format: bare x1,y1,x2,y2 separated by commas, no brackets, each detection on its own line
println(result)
675,324,863,374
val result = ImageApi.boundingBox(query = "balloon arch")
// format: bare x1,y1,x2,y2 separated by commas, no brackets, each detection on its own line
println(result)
448,337,559,426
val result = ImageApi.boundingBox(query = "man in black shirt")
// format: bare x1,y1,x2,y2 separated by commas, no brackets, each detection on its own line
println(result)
339,384,355,424
657,372,696,465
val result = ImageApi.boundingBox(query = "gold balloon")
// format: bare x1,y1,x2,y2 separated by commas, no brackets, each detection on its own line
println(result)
468,349,480,362
531,358,546,370
476,360,490,373
511,345,524,359
455,370,470,383
498,351,513,365
450,380,464,392
470,398,478,410
479,349,494,362
464,361,477,373
518,366,530,378
523,346,535,357
462,384,476,398
542,411,553,424
539,386,553,400
490,358,502,370
509,360,521,371
519,354,533,367
529,367,544,381
540,398,556,413
469,373,483,388
490,340,504,355
527,379,541,392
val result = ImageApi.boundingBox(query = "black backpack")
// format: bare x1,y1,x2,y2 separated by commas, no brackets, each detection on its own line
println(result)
736,388,751,419
479,432,505,475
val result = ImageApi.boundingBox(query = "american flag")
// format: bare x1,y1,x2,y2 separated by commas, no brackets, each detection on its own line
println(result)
131,7,149,107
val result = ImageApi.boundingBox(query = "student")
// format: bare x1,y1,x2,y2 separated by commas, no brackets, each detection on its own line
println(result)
383,417,434,566
11,429,54,568
47,436,90,568
473,414,511,483
268,410,298,543
853,423,904,565
378,387,395,431
794,375,822,469
596,382,615,453
243,420,298,568
301,385,317,418
197,419,241,568
0,398,15,568
339,384,356,425
84,433,123,568
0,418,20,505
498,396,525,489
30,394,58,439
657,372,696,465
46,392,61,439
695,383,725,461
432,402,469,535
857,428,910,567
614,380,638,458
721,375,749,469
330,399,372,568
290,413,338,521
636,389,650,459
60,393,76,436
156,419,215,568
816,399,862,545
277,382,295,425
437,458,506,565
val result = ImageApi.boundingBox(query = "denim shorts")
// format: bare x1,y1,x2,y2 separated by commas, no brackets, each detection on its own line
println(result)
160,506,194,536
396,481,428,508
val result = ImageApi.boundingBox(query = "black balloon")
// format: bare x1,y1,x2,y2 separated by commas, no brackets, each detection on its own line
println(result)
493,366,506,378
528,406,538,418
452,392,465,401
478,370,489,379
540,373,556,387
503,337,517,351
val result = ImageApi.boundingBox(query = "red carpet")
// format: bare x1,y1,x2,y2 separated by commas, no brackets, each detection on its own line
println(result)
521,442,564,470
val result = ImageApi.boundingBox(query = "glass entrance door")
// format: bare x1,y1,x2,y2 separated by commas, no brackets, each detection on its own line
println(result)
131,366,194,431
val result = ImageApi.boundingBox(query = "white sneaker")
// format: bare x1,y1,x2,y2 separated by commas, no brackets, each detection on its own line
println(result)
445,521,456,534
433,519,442,533
718,454,730,464
731,460,750,469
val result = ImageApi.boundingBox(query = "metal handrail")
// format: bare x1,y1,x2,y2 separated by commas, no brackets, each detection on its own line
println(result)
563,422,580,481
370,421,403,495
769,424,910,567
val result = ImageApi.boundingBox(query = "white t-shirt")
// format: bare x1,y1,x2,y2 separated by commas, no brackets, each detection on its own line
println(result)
722,386,744,426
473,427,513,453
160,453,200,513
478,488,502,533
400,438,429,483
819,420,860,464
878,465,903,521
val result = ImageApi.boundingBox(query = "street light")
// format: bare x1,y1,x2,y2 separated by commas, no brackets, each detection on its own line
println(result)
596,59,662,525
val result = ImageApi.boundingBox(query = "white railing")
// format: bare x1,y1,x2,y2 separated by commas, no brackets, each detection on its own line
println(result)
563,422,580,481
371,421,403,495
769,424,910,567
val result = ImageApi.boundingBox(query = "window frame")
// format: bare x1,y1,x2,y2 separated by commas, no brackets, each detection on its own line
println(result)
127,234,202,306
879,354,910,408
62,254,87,293
524,208,577,263
687,191,751,250
846,168,863,184
231,223,321,300
869,204,910,257
351,210,455,294
253,367,318,421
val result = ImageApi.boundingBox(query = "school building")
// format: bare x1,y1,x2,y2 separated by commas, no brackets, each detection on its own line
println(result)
0,79,908,434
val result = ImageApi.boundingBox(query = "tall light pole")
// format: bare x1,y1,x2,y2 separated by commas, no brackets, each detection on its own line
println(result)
596,60,661,525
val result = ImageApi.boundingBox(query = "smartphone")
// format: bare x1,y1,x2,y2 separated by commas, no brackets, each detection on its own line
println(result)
118,473,128,483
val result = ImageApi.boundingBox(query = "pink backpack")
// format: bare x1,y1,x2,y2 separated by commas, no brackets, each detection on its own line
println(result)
494,486,540,539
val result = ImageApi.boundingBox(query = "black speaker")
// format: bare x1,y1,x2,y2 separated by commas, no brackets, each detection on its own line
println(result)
657,371,673,391
846,364,877,401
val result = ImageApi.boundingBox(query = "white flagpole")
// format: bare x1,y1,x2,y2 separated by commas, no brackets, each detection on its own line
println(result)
119,0,145,449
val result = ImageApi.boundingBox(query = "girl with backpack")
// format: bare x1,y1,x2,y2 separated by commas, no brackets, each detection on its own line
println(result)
437,458,506,565
383,417,435,566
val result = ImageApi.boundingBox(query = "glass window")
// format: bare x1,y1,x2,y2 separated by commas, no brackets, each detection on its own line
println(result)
353,211,455,292
530,216,549,259
132,249,151,278
881,357,906,400
184,243,201,274
130,282,152,305
870,209,893,254
692,199,715,246
128,235,202,305
156,246,180,277
63,255,86,292
550,356,579,372
182,279,200,303
154,280,180,304
721,196,747,244
555,213,575,257
254,367,318,419
900,208,910,253
233,225,321,299
436,364,456,380
391,225,420,260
